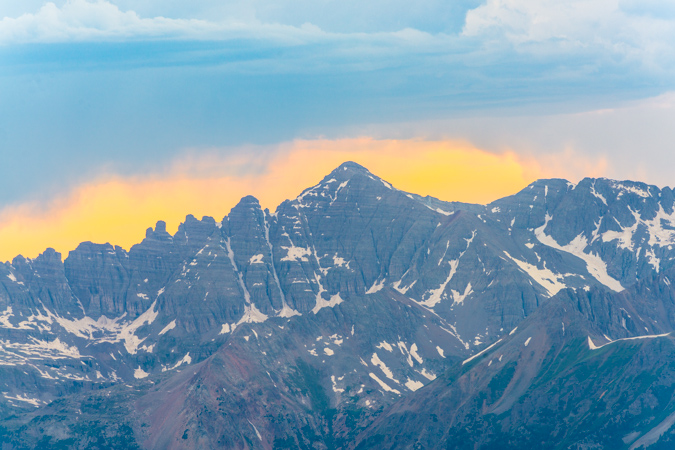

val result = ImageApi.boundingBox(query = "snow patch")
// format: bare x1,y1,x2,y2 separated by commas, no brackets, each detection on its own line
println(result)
6,273,21,284
643,205,675,247
331,375,344,393
45,300,160,355
162,353,192,372
0,307,41,331
248,420,263,442
377,341,394,352
422,231,476,307
645,248,660,272
237,304,268,325
397,342,414,367
225,238,252,304
369,373,400,394
312,293,343,314
462,339,503,365
263,214,301,318
405,378,424,391
332,254,349,267
158,319,176,336
503,251,566,297
366,278,385,294
612,182,650,198
535,214,623,292
3,393,43,408
117,301,159,354
590,182,607,205
371,353,399,383
280,246,311,262
393,278,416,294
134,366,149,379
588,333,670,350
249,254,264,264
277,304,301,318
417,368,436,381
601,208,639,251
409,343,423,364
219,323,235,335
451,282,474,306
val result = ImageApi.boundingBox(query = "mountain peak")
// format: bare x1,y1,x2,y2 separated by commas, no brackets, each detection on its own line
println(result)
322,161,377,182
144,220,172,242
230,195,262,216
236,195,261,206
310,161,368,185
289,161,395,208
333,161,370,173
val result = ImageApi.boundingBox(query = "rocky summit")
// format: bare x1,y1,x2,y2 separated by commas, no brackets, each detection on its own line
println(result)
1,162,675,449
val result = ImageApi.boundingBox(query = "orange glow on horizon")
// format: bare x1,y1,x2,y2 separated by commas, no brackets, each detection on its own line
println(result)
0,138,607,262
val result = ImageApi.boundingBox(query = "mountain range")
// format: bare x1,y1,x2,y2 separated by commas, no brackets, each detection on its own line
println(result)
1,162,675,449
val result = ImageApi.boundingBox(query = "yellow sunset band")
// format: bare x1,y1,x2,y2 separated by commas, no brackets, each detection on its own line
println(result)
0,138,606,262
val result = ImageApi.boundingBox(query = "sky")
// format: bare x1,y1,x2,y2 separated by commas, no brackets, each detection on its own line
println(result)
1,0,675,261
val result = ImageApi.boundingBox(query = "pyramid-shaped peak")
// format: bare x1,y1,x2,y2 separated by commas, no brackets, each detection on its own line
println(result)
326,161,372,179
314,161,397,190
334,161,370,173
289,161,398,208
321,161,383,184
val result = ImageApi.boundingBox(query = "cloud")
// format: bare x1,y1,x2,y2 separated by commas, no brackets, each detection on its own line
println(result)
0,0,448,47
0,0,479,35
0,1,458,80
0,137,606,262
0,0,306,44
356,91,675,188
463,0,675,68
2,0,674,111
4,0,675,73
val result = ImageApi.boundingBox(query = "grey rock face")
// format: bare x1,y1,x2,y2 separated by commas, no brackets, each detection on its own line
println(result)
1,162,675,449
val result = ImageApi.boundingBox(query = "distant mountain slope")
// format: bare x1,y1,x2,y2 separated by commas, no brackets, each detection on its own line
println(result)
354,282,675,449
1,162,675,448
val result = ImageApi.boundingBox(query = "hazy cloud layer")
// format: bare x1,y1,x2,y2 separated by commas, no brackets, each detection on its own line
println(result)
357,92,675,188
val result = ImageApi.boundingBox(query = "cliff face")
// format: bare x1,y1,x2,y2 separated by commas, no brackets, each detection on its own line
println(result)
2,163,675,449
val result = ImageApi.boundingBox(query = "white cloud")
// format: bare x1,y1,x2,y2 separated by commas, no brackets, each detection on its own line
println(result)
3,0,674,73
0,0,452,47
1,0,478,34
0,0,202,43
463,0,675,67
0,0,330,45
3,0,674,79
